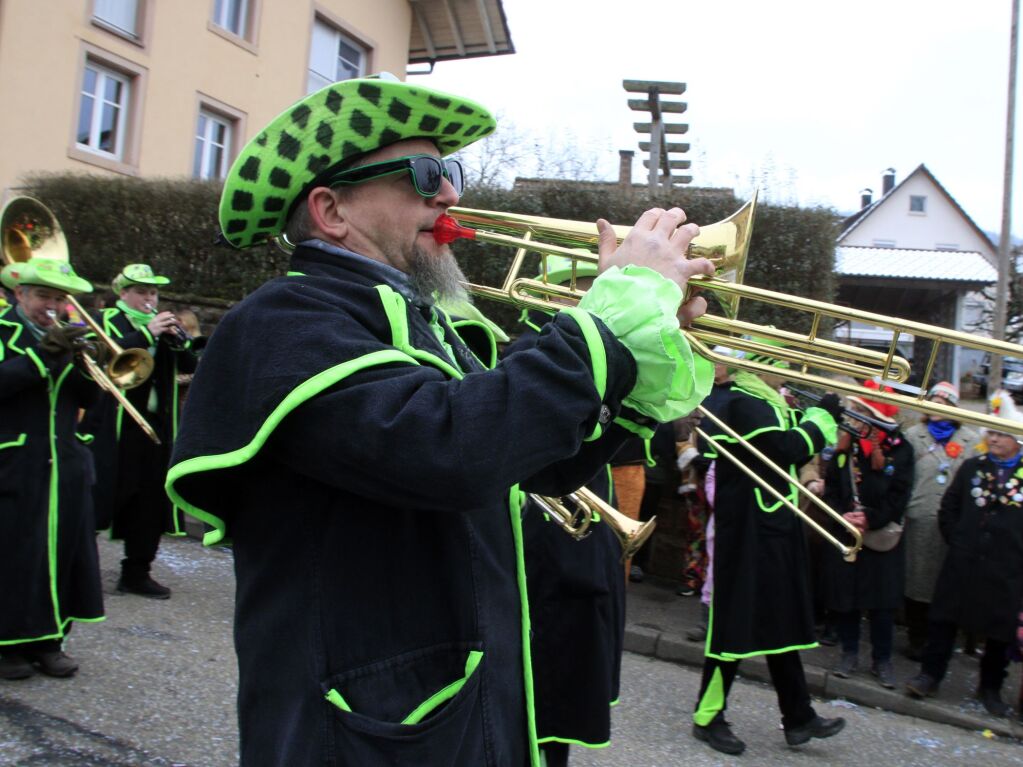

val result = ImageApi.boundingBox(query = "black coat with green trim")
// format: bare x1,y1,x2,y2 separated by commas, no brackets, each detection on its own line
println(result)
79,308,196,533
167,245,639,767
507,318,627,749
821,433,913,611
0,309,103,643
702,382,826,659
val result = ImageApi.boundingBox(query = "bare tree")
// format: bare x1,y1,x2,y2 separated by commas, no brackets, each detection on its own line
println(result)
969,245,1023,343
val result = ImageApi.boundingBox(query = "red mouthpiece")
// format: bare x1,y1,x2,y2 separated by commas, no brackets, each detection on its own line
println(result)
433,214,477,245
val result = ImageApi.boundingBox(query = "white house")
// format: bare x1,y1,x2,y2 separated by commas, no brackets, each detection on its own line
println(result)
835,164,997,389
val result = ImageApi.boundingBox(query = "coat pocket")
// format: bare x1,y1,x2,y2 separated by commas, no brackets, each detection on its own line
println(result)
322,642,487,765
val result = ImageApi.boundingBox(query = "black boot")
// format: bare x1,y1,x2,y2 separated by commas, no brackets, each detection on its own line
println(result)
692,712,745,755
977,687,1011,718
118,560,171,599
687,603,710,642
784,715,846,746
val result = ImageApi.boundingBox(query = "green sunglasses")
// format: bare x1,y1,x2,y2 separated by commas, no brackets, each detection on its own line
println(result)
328,154,465,197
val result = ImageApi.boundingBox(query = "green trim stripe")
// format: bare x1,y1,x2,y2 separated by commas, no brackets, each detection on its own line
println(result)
793,425,815,454
558,307,608,443
25,348,48,378
402,650,483,725
509,486,542,767
165,349,419,545
0,433,26,450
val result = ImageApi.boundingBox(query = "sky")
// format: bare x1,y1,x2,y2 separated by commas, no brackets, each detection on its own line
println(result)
418,0,1022,239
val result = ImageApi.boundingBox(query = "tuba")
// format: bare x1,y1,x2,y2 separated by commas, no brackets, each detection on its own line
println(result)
1,197,161,444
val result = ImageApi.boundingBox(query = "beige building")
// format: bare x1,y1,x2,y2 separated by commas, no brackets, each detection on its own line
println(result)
0,0,512,198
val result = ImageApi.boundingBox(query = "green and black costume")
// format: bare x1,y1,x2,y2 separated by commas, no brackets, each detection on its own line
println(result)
80,305,197,577
167,244,710,766
695,373,836,730
0,307,104,648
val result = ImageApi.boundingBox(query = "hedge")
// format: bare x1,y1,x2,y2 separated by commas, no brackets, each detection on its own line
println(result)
18,173,840,336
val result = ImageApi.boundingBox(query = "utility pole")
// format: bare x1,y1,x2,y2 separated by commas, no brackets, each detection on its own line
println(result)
990,0,1019,394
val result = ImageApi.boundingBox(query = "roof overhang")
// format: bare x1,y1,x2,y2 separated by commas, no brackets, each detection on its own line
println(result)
409,0,514,66
836,245,996,285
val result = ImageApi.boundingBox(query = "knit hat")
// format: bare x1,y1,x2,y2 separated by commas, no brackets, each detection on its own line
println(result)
218,73,496,250
927,381,960,406
6,257,92,295
846,379,899,424
112,264,170,293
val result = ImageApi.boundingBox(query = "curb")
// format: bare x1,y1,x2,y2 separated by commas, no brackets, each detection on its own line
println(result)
625,624,1023,740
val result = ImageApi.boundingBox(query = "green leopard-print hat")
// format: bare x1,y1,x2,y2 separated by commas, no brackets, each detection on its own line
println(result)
219,74,496,250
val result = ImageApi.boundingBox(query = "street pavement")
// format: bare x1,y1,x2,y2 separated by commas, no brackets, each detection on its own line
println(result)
1,534,1021,765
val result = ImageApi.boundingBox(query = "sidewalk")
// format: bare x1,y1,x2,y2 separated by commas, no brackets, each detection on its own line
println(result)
623,575,1023,739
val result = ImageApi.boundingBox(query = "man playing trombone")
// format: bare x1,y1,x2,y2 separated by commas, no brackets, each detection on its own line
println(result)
81,263,197,599
0,258,104,679
166,73,714,766
693,343,847,755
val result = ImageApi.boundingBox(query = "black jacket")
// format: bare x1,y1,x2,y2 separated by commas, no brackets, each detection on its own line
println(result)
929,454,1023,640
702,381,828,659
0,309,103,642
79,307,196,533
167,245,640,766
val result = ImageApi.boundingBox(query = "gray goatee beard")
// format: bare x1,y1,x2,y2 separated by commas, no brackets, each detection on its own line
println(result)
407,244,470,306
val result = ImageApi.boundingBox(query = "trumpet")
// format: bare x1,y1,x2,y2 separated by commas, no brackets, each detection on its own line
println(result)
143,302,192,348
1,196,160,444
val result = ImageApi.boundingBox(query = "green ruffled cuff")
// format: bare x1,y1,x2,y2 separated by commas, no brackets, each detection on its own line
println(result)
578,265,713,421
801,406,838,445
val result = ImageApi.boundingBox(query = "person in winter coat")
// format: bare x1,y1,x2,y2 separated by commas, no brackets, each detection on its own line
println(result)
165,73,715,767
822,383,914,689
906,390,1023,718
504,256,627,767
692,346,846,756
902,382,981,660
0,257,104,680
80,264,197,599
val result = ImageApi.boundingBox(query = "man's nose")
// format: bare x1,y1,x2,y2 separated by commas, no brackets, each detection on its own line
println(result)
432,177,460,207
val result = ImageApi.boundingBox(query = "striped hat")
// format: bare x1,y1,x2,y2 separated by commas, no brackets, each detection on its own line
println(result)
927,381,959,406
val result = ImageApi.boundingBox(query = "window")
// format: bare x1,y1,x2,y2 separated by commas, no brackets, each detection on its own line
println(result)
909,195,927,213
872,239,897,248
77,63,130,159
307,18,368,93
93,0,140,38
213,0,250,38
194,109,233,180
935,243,960,251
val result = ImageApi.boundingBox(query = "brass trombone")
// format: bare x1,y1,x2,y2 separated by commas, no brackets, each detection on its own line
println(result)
436,198,1023,436
1,197,161,444
531,487,657,561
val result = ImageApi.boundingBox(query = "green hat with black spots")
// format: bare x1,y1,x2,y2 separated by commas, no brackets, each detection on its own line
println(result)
8,258,93,295
744,333,790,369
112,264,170,293
219,73,497,250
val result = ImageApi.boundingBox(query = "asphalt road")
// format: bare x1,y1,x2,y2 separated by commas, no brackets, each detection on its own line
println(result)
1,536,1021,766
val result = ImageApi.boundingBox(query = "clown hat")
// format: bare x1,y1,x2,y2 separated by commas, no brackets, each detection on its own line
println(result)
112,264,170,293
846,379,899,424
218,72,496,250
6,257,92,295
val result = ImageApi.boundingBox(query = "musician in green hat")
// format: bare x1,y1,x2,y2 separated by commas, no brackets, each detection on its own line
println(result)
168,73,715,766
80,262,197,599
0,258,104,680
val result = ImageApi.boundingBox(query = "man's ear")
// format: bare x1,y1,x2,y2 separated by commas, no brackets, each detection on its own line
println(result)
306,187,348,242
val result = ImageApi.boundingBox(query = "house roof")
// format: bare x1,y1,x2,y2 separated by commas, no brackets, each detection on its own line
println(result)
409,0,514,64
837,163,995,253
836,245,996,283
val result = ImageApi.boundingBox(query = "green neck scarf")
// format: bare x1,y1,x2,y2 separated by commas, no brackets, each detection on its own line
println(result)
734,370,786,409
116,299,154,330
